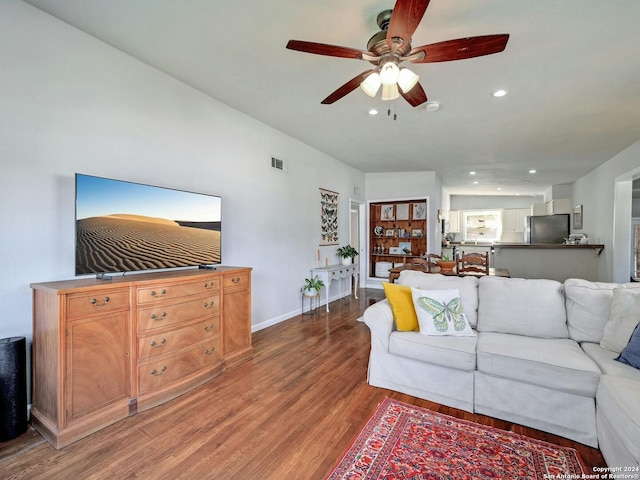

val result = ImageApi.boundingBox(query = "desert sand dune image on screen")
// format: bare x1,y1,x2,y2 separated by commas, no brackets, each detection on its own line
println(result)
76,214,221,274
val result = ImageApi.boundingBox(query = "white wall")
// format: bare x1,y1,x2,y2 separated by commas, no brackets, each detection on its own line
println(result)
449,195,542,211
0,0,365,363
572,139,640,282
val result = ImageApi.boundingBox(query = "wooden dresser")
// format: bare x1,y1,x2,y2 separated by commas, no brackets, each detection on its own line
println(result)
31,267,252,449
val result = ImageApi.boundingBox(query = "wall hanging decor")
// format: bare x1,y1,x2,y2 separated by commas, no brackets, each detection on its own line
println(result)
573,205,583,230
413,202,427,220
320,188,339,245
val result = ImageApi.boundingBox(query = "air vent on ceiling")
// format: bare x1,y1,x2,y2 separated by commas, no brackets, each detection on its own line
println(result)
271,157,287,172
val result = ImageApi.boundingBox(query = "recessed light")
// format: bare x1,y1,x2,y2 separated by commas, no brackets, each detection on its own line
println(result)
469,171,476,175
368,109,378,115
497,187,502,191
426,101,440,112
529,169,537,174
492,89,507,97
472,181,479,185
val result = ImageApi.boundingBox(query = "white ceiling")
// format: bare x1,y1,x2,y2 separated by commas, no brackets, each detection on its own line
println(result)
23,0,640,196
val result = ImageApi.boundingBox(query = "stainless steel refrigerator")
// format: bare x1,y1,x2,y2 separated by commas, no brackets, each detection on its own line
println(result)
524,214,570,244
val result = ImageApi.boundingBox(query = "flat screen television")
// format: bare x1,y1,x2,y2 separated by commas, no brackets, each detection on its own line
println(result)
75,173,221,276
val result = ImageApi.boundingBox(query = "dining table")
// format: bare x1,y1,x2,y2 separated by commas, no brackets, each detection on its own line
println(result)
387,264,510,283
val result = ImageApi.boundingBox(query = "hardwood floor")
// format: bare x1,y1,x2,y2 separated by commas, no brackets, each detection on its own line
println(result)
0,288,606,479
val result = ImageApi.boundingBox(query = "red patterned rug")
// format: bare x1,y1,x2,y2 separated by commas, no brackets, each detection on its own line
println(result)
326,397,586,479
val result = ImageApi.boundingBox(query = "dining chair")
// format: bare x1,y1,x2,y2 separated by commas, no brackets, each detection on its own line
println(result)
425,254,442,273
456,251,489,275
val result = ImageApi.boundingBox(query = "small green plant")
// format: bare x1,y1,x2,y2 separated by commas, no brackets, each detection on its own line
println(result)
440,255,451,261
336,244,359,259
301,275,324,293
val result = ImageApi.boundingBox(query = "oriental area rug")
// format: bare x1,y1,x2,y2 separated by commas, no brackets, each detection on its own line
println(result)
326,397,586,479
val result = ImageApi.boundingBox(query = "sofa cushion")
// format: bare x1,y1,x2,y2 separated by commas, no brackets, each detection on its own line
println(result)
477,276,568,338
564,278,640,343
382,282,419,331
477,332,600,396
617,324,640,370
582,342,640,381
411,288,475,336
601,287,640,353
596,375,640,462
389,331,476,371
398,271,479,327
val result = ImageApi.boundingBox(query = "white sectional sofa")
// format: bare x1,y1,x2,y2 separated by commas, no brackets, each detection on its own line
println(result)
362,271,640,467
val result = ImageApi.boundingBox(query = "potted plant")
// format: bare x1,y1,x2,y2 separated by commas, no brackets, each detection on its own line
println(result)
336,244,359,265
436,255,456,273
301,275,324,296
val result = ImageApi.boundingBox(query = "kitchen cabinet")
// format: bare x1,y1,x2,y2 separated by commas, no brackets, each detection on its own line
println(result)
546,198,572,215
447,210,461,233
502,208,530,233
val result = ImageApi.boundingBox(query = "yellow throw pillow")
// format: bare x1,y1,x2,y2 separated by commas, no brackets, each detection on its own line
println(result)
382,282,419,331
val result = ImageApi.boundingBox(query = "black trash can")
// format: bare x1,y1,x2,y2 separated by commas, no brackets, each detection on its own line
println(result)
0,336,27,442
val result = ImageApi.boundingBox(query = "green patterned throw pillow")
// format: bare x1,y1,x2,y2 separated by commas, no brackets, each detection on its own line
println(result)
411,288,475,336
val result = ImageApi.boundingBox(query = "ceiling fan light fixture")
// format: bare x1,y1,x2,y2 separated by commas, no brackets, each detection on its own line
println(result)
397,68,419,93
379,61,400,86
360,72,382,97
381,83,400,101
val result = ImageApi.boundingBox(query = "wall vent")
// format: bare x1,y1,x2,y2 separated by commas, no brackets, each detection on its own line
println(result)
271,157,287,172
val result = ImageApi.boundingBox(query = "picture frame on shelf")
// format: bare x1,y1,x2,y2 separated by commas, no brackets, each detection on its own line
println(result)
412,228,423,237
398,242,412,254
381,204,395,221
396,203,409,221
413,202,427,220
385,229,395,237
389,247,401,254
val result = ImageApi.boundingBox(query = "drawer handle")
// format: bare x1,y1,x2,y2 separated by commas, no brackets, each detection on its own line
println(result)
204,300,217,309
91,296,110,306
204,281,216,289
150,312,167,321
150,338,166,348
150,289,167,297
204,323,215,332
205,346,215,356
150,366,167,376
231,277,241,284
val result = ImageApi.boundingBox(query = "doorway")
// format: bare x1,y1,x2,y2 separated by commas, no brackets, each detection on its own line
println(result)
350,199,365,288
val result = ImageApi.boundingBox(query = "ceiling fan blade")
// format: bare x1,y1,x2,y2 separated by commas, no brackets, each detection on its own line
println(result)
286,40,369,60
400,81,428,107
321,70,375,104
409,34,509,63
387,0,431,47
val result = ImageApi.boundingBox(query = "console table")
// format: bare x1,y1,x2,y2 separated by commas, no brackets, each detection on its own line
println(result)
310,264,359,312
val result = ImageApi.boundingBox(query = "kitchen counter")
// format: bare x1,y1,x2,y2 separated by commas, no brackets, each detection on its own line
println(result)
493,243,604,254
490,243,605,282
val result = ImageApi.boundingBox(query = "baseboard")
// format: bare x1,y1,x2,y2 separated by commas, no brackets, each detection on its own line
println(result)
251,293,346,332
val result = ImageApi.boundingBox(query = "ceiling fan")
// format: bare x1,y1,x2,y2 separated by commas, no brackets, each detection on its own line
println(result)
286,0,509,107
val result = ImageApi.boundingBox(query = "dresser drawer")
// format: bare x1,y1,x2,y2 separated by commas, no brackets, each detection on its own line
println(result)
223,272,250,289
137,295,220,332
137,278,219,305
67,289,130,319
137,317,219,359
137,338,221,394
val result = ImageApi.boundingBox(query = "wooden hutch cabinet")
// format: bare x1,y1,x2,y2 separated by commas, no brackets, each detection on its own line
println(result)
369,199,428,278
31,266,252,449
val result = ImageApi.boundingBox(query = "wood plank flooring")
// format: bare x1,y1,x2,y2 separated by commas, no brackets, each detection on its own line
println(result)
0,288,606,479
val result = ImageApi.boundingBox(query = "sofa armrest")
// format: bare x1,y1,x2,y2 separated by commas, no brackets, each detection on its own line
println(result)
362,299,395,352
